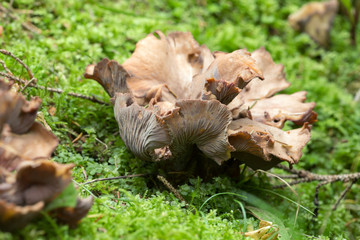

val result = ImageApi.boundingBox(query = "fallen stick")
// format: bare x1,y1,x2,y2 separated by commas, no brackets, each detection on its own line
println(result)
0,72,109,105
273,164,359,216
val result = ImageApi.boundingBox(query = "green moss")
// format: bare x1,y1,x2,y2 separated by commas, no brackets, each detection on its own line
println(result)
1,0,360,238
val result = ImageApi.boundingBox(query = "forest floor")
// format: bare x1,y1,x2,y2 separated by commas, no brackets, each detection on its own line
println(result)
1,0,360,239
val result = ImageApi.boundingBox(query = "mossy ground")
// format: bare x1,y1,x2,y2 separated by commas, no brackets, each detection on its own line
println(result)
1,0,360,239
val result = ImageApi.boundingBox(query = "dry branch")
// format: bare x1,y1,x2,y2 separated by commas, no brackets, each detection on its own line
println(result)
273,164,360,215
274,164,360,186
0,50,110,105
0,49,35,80
20,77,36,92
332,180,356,211
0,60,12,75
157,175,186,203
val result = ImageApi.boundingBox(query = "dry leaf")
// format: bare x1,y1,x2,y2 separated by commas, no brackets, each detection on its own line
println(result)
245,220,279,240
48,106,56,116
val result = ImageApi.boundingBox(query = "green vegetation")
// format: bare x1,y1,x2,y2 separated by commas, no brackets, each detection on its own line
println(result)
1,0,360,239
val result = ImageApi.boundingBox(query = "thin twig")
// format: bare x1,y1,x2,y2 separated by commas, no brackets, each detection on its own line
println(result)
0,49,35,80
0,72,109,105
268,174,299,179
81,167,88,181
20,77,36,92
82,173,149,185
95,137,108,150
275,164,303,174
0,49,109,104
332,180,356,211
274,164,360,188
273,178,314,188
0,60,13,75
157,175,186,203
273,164,360,216
72,132,83,144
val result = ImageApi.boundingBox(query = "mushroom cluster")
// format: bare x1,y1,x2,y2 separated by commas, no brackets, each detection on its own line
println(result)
84,31,316,179
0,80,93,231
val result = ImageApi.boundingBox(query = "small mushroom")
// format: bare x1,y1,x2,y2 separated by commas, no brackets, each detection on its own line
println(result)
288,0,338,47
0,80,92,231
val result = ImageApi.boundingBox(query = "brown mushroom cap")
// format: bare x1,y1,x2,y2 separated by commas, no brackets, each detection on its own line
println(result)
0,159,92,231
0,160,73,204
288,0,338,47
246,92,317,128
228,118,312,170
192,49,264,100
0,82,42,134
230,47,316,128
0,160,75,231
0,80,92,231
0,122,58,171
123,31,211,103
0,200,44,232
241,47,290,101
6,96,42,134
202,78,241,105
52,196,94,228
0,81,58,171
84,58,129,97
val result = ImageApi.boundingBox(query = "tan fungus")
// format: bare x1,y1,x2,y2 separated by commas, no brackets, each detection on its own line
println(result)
84,31,317,175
